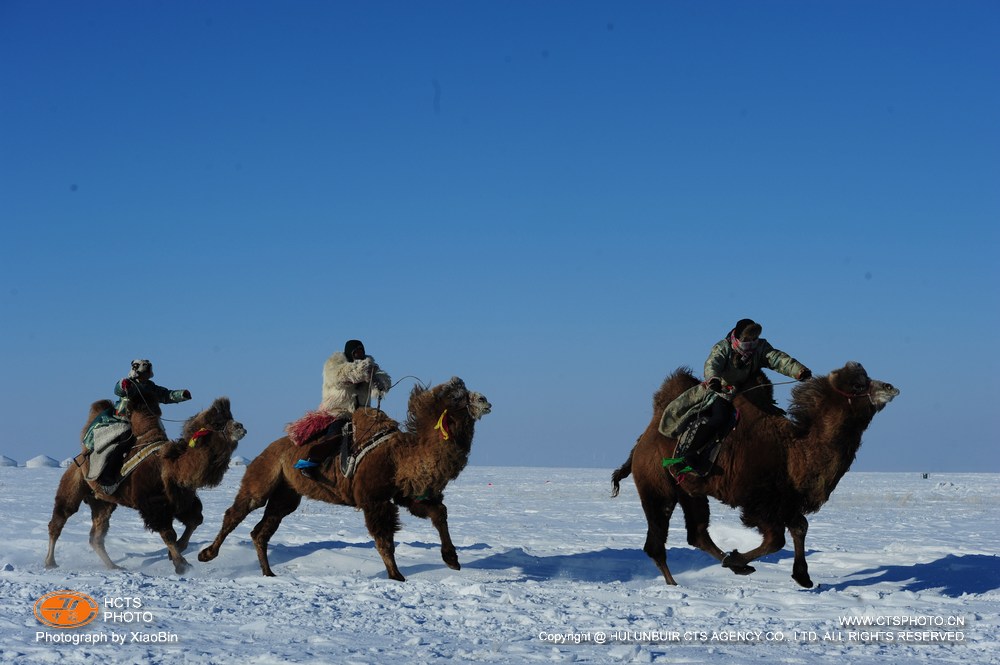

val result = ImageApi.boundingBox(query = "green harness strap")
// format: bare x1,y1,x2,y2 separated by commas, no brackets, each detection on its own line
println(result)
662,457,693,474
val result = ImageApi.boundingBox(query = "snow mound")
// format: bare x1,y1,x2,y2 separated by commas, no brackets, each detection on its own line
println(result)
229,455,250,467
25,455,59,468
0,456,17,467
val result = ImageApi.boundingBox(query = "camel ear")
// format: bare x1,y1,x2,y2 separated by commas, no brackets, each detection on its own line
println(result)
448,377,466,390
209,397,232,422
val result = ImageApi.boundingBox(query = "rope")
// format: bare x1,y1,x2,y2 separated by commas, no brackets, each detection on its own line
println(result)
736,378,799,395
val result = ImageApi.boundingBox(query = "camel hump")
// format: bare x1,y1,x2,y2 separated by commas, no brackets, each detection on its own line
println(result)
89,399,114,417
82,399,119,443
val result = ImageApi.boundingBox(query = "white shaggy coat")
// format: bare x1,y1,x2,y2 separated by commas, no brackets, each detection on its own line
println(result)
320,352,391,415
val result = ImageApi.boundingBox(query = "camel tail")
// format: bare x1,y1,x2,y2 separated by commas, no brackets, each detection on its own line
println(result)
611,450,634,498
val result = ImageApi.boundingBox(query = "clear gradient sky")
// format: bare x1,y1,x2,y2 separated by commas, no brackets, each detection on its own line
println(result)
2,1,997,471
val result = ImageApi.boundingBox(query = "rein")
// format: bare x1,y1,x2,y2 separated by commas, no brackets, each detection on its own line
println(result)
737,379,799,395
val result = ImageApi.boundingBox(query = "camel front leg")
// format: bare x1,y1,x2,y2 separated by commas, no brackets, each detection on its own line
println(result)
787,514,814,588
174,495,204,554
153,525,190,574
721,518,786,576
363,502,404,581
677,493,754,576
401,496,460,570
89,501,122,570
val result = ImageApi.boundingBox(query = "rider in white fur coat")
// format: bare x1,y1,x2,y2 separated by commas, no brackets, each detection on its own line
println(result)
320,339,392,416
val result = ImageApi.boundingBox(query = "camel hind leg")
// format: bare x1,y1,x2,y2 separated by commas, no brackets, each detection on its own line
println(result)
638,491,680,585
45,466,90,569
399,496,460,571
199,464,281,564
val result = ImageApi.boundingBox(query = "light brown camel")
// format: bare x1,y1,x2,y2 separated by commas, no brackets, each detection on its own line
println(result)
199,377,491,579
45,396,246,574
612,361,898,588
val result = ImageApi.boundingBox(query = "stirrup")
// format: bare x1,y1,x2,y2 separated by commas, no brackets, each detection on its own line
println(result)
294,459,320,478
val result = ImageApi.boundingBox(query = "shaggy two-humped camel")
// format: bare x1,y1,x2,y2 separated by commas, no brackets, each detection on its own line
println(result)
45,396,246,574
199,377,491,580
613,361,898,588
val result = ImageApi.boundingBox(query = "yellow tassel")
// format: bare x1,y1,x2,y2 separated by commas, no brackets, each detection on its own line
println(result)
434,410,450,440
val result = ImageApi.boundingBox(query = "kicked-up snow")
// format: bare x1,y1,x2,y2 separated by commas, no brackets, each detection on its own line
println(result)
1,466,997,664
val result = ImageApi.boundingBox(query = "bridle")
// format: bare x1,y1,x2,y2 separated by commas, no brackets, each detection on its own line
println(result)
831,382,873,405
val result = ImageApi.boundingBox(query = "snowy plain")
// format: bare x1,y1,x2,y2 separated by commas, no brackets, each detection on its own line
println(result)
1,465,997,665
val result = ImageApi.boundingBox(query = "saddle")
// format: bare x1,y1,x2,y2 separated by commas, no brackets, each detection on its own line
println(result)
82,409,131,481
79,436,171,496
287,411,345,446
663,410,740,482
289,409,398,480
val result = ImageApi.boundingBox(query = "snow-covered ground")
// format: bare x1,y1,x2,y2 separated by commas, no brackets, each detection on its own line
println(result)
1,466,997,664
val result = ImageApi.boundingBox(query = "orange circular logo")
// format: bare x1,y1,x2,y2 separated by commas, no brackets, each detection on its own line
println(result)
34,590,100,629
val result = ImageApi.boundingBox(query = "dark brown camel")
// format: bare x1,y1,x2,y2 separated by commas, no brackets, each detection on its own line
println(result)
199,377,491,580
612,361,898,588
45,397,246,574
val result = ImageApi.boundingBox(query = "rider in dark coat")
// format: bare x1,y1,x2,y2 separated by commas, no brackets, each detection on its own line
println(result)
114,359,191,418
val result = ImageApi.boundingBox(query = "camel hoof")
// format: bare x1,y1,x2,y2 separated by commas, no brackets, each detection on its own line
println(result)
792,573,814,588
174,559,191,575
388,571,406,582
721,550,748,569
729,564,756,576
44,561,58,570
198,548,216,562
263,569,276,577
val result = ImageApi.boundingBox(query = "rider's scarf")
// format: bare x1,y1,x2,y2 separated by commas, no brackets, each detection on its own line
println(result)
730,332,759,363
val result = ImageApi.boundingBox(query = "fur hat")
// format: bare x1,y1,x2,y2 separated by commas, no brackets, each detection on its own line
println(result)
732,319,762,339
343,339,365,360
129,359,153,379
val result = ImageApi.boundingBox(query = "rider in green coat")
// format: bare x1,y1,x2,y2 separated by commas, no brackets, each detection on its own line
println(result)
659,319,811,473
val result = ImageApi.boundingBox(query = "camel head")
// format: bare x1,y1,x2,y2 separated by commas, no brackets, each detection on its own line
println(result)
789,361,899,433
828,361,900,411
406,377,492,433
181,397,247,452
440,377,492,421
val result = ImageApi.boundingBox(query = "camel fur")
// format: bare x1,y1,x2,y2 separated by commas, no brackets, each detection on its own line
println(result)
199,377,491,580
611,361,898,588
45,397,246,574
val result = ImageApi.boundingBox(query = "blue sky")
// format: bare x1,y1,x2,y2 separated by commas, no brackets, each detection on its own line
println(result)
2,1,997,472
